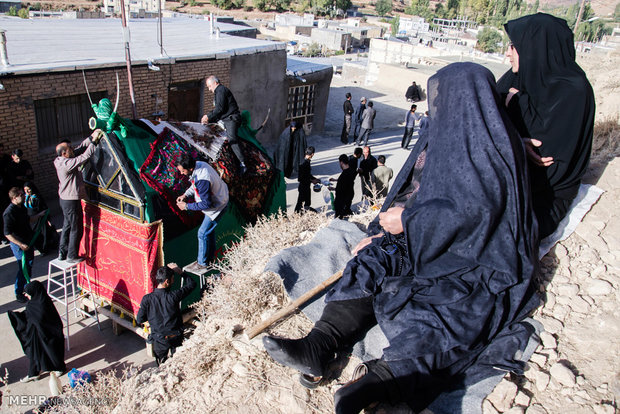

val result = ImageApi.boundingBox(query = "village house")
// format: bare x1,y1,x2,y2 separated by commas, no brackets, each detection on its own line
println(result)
0,16,332,200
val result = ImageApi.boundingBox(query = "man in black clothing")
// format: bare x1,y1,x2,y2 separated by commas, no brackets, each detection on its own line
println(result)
359,146,378,198
353,97,366,143
295,146,320,213
405,81,421,102
202,76,247,174
329,154,357,219
137,263,197,365
0,143,11,244
349,147,363,173
3,187,42,303
340,93,354,144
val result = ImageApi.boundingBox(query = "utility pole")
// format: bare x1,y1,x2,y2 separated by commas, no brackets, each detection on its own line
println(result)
119,0,138,119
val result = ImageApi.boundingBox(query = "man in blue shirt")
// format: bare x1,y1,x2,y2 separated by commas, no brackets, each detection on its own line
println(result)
175,155,229,271
401,104,420,149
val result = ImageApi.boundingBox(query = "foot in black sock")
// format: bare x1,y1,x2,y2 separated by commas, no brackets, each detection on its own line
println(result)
334,369,390,414
263,329,337,377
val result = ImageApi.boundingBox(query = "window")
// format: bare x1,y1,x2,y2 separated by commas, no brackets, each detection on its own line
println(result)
286,84,316,131
34,91,107,153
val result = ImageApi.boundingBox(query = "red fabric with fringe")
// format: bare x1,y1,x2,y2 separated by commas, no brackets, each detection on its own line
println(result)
77,202,162,317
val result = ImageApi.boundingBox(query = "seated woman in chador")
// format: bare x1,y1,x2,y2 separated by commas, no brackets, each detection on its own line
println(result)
263,62,540,413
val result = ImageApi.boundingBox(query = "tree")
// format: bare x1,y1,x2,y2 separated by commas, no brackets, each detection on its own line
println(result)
376,0,392,16
476,26,502,53
575,19,611,42
303,42,321,57
7,5,17,15
254,0,268,10
391,15,400,34
615,2,620,21
18,6,29,18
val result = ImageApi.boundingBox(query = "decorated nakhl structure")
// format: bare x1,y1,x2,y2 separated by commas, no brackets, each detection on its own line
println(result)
77,77,285,318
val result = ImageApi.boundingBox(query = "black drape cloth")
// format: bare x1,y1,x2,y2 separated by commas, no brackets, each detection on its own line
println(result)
325,62,539,411
273,126,307,178
8,281,66,375
497,13,595,236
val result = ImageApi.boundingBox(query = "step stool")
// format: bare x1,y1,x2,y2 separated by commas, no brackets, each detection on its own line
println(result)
47,258,101,350
182,262,212,289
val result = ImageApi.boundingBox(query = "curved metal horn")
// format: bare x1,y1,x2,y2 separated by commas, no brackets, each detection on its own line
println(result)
113,72,120,114
82,70,94,108
256,107,271,132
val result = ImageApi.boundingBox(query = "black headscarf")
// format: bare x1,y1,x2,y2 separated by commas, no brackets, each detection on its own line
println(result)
328,62,539,410
8,281,66,374
497,13,595,201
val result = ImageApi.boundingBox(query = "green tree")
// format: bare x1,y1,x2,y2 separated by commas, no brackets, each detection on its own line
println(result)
575,19,611,42
391,15,400,34
18,6,29,18
7,5,18,15
376,0,392,16
303,42,321,57
272,0,291,11
254,0,268,10
476,26,502,52
615,2,620,20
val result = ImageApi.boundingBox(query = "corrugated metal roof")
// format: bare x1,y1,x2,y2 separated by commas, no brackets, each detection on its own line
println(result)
0,16,286,75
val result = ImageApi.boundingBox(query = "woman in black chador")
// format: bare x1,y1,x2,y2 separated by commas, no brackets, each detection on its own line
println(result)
264,62,539,413
8,281,66,382
273,121,308,178
498,13,595,238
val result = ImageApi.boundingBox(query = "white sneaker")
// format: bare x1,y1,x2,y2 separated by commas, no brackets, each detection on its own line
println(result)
20,374,39,383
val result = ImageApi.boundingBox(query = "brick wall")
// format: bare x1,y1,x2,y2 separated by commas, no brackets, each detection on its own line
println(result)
0,57,231,201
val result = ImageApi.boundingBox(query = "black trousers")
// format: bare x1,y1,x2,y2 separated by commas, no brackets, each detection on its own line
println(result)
401,127,414,149
59,199,83,259
341,115,352,144
295,184,312,212
153,334,183,366
222,114,246,166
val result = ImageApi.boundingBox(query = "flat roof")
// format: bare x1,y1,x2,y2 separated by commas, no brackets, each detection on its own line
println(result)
286,57,332,76
0,16,286,75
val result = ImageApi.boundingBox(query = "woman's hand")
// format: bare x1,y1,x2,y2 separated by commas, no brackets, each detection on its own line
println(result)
352,233,383,256
523,138,554,167
379,207,405,235
505,87,519,106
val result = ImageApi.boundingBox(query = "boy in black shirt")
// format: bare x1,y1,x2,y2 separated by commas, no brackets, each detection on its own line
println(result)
137,263,197,365
3,187,42,303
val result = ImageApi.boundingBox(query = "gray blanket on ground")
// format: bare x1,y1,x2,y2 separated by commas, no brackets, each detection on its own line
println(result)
264,219,390,360
264,219,541,413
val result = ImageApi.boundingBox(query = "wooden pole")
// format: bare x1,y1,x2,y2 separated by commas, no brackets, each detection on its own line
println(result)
247,270,343,339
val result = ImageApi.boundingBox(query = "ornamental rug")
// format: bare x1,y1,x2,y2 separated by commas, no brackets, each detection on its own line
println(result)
78,202,163,317
212,139,276,222
140,119,278,222
139,127,201,227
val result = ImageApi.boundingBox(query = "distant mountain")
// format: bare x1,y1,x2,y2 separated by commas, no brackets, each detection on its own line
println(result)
533,0,618,18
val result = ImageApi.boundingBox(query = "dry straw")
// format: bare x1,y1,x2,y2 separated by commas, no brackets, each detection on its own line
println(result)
33,206,378,414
